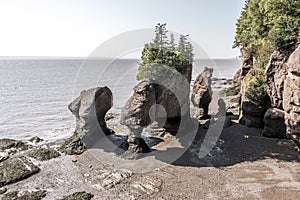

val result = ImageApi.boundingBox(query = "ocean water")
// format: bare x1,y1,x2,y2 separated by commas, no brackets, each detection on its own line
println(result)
0,58,241,142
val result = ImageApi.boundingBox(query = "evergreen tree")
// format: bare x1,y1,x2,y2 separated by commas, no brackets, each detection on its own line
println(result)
233,0,300,105
153,23,169,49
177,34,193,62
186,42,194,63
169,33,176,51
234,0,300,56
177,34,188,56
137,23,194,81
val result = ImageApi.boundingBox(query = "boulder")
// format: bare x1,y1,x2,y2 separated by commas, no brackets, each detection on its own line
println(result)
27,147,60,161
191,67,213,118
262,108,287,138
28,136,44,144
0,156,40,187
265,51,289,109
60,87,113,155
239,101,266,128
60,191,94,200
0,139,29,152
283,46,300,146
2,190,46,200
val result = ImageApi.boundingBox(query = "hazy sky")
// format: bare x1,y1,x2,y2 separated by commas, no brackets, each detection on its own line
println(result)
0,0,245,58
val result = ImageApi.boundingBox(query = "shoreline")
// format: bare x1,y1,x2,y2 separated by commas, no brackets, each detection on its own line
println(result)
0,79,299,199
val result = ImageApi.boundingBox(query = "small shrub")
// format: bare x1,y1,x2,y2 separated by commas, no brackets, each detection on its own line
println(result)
245,68,267,105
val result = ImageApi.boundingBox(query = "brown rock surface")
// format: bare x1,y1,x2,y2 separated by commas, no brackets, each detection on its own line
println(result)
0,156,40,187
60,87,113,155
120,66,192,158
265,51,289,109
120,81,156,157
283,46,300,145
262,108,287,138
121,81,156,128
239,72,268,128
191,67,213,118
2,190,46,200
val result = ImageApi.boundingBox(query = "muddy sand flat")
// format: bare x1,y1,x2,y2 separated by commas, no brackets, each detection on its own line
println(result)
2,121,299,200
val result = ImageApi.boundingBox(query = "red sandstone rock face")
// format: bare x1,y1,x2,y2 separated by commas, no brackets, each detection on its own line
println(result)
265,51,289,109
191,67,213,117
283,46,300,145
121,69,191,131
120,81,156,128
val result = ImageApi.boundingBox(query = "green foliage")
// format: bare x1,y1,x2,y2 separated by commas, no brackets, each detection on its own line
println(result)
178,35,194,63
245,68,267,105
169,33,176,51
268,15,299,52
136,63,177,81
234,0,300,66
234,0,299,105
137,23,194,81
153,23,169,49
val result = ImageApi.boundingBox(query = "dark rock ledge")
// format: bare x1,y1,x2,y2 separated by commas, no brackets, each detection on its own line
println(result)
0,156,40,187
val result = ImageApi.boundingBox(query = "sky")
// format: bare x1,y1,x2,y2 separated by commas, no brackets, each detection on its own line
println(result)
0,0,245,58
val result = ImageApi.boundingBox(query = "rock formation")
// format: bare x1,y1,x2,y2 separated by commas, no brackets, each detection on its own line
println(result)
232,69,243,88
239,69,269,128
265,51,289,109
240,47,253,77
121,81,157,129
184,64,193,83
60,87,113,155
153,68,191,130
27,147,61,161
2,190,47,200
191,67,213,118
262,108,287,138
120,81,155,157
120,67,192,158
261,51,289,137
60,191,94,200
239,101,267,128
283,46,300,146
0,156,40,187
232,45,299,145
231,48,254,89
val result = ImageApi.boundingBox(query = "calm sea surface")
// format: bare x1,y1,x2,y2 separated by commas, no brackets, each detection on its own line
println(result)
0,58,241,142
